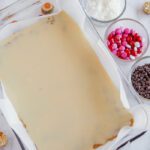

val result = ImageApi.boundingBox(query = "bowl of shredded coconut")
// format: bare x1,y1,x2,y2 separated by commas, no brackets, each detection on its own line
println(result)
81,0,126,23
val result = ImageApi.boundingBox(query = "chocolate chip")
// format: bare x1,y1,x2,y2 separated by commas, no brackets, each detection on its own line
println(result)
131,63,150,99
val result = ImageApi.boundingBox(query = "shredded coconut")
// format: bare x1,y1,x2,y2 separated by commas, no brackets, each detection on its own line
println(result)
86,0,124,21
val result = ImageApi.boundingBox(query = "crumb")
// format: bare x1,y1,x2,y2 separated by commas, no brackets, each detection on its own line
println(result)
47,16,55,24
0,132,7,147
93,144,103,149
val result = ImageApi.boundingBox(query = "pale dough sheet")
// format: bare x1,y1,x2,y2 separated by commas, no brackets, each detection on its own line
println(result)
0,11,131,150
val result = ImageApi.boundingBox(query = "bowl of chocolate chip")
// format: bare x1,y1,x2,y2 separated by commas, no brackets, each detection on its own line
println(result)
131,56,150,100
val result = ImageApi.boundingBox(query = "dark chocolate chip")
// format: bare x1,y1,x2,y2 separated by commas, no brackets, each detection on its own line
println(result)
131,63,150,99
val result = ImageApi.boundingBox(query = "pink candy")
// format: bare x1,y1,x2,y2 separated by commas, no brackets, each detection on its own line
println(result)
112,49,118,55
110,31,115,35
119,45,125,51
121,52,128,59
122,41,127,46
122,34,128,38
115,34,122,40
112,43,117,49
124,28,130,34
107,27,144,60
115,28,122,34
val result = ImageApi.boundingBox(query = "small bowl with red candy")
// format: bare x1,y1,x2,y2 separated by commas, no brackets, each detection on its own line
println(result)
105,18,149,61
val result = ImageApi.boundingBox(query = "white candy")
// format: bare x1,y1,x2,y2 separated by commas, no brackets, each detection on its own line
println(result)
126,44,131,49
135,42,140,48
134,47,138,51
130,55,135,60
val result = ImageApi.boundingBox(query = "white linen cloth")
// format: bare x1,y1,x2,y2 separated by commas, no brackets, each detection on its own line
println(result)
0,0,150,150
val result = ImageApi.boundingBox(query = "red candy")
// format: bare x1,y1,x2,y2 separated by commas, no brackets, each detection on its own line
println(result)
117,50,122,58
126,35,133,42
130,50,137,56
125,49,131,57
136,36,142,42
107,27,144,60
110,38,115,44
108,34,113,40
129,41,135,48
137,48,142,54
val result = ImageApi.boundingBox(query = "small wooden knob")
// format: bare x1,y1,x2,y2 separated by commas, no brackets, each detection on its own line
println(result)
41,2,54,14
144,2,150,14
